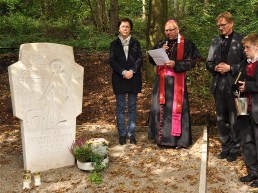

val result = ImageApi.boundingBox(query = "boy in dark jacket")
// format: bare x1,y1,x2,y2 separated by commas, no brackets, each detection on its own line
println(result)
237,33,258,187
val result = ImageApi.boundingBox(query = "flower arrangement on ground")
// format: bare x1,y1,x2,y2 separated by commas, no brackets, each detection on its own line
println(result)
70,137,109,184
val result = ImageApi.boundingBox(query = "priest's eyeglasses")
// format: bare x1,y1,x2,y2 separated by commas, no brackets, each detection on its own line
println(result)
165,27,178,32
217,23,228,28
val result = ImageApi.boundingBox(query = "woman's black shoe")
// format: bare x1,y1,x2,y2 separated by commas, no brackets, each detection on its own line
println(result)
239,174,257,182
129,135,137,144
217,151,229,159
119,136,126,145
226,152,238,162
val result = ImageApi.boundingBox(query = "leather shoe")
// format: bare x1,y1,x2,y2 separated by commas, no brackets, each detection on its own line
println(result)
119,136,126,145
239,174,257,182
226,152,238,162
129,135,137,144
250,180,258,187
217,151,229,159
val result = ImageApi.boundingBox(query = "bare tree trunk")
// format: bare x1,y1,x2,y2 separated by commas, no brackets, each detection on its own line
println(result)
146,0,168,81
71,1,84,23
179,0,186,17
204,0,209,7
40,0,48,17
174,0,178,18
87,0,108,32
109,0,119,35
142,0,146,20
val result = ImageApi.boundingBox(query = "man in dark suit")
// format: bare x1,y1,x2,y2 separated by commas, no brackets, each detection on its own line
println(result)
109,18,143,145
206,11,245,162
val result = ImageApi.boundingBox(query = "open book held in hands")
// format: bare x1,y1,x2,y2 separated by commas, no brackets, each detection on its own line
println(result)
148,48,170,66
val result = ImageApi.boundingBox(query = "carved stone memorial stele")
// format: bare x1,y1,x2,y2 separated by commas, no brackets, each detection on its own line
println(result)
8,43,84,172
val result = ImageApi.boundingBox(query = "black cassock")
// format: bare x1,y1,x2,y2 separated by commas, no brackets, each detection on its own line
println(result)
148,37,201,147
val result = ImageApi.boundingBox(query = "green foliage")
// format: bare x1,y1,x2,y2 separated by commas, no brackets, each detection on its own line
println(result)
66,28,114,51
0,14,41,47
70,138,109,184
0,0,20,16
70,138,93,162
187,62,213,101
87,147,107,184
91,153,106,172
132,19,147,40
88,171,103,184
73,144,93,162
1,0,257,98
119,0,147,18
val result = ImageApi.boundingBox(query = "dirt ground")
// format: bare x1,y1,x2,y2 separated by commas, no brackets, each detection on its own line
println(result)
0,51,256,192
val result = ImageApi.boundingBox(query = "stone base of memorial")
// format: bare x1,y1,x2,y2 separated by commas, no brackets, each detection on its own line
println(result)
77,157,109,171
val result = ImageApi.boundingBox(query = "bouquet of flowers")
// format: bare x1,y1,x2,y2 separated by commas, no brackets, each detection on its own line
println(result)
87,138,109,158
70,137,109,163
69,137,109,184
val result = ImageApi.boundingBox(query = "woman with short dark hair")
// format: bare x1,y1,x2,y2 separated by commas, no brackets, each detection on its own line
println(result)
109,18,143,145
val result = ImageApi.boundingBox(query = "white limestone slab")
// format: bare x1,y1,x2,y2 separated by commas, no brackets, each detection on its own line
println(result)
199,126,208,193
8,43,84,172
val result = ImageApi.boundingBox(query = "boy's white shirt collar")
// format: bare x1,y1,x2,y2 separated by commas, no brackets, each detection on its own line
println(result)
247,56,258,63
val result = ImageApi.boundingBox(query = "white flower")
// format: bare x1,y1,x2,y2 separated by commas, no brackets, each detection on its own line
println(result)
87,138,109,158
